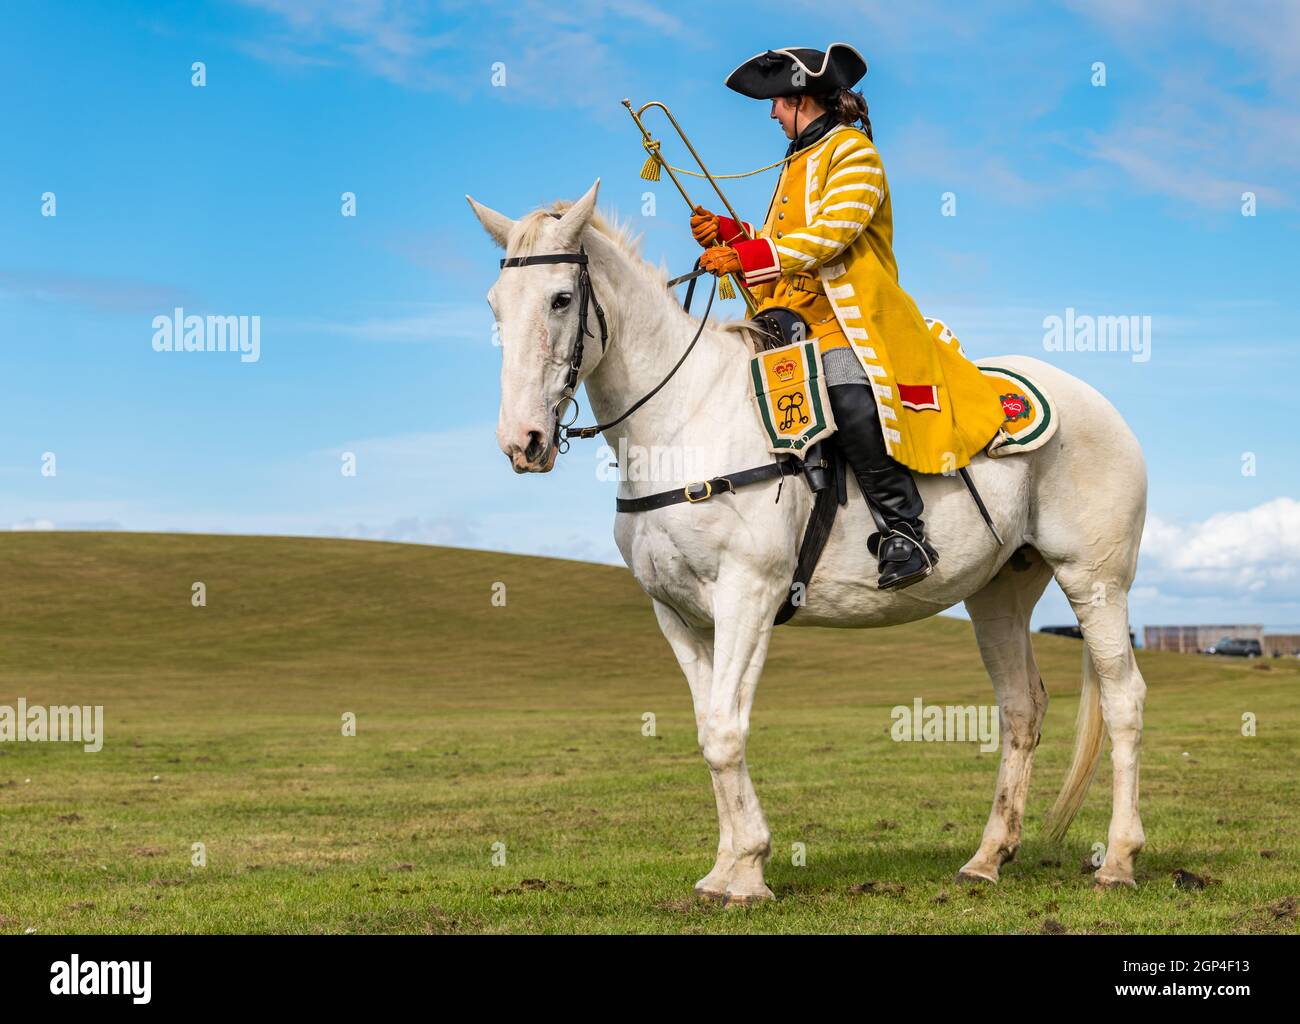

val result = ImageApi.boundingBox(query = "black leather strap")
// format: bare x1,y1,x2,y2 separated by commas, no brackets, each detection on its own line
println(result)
615,459,801,514
500,253,587,268
615,450,846,628
773,445,845,625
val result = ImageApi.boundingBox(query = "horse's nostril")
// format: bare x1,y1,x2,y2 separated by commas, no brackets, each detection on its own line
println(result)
524,431,546,462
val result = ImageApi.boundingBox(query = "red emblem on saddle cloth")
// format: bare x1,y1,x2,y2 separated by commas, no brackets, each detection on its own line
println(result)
1000,392,1032,421
898,383,940,412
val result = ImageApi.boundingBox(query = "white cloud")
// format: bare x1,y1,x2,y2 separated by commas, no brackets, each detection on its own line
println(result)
1140,497,1300,598
10,519,56,531
1069,1,1300,210
1068,0,1300,87
0,270,196,315
235,0,457,88
233,0,690,107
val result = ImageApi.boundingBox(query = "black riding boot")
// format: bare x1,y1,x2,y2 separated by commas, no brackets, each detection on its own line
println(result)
827,382,937,590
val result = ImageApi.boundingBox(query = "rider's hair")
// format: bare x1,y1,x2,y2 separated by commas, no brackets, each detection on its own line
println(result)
784,88,873,140
825,87,872,140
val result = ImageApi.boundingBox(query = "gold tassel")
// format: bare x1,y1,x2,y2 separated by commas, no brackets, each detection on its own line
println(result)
639,139,662,181
718,275,736,301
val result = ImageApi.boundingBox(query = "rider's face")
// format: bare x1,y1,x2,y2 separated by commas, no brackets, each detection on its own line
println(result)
770,96,817,139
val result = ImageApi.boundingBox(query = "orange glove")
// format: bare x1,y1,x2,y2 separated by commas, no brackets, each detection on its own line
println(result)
699,244,742,277
690,205,720,247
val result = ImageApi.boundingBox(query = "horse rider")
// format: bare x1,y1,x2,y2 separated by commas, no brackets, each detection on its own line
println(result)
691,42,1006,591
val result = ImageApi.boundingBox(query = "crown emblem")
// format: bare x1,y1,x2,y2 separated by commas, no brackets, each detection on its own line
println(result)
773,359,797,382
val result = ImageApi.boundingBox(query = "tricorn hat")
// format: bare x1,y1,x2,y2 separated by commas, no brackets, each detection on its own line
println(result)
725,42,867,99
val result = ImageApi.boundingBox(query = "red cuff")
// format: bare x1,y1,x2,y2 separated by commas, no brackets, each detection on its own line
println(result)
716,216,753,245
733,237,781,286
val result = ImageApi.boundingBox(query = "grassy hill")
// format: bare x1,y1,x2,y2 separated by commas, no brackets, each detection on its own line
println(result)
0,533,1296,933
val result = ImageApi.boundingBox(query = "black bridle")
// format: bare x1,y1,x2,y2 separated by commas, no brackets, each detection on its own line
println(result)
498,247,715,455
499,247,608,455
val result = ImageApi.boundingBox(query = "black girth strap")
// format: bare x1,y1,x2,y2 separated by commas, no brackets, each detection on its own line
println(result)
773,446,846,625
615,458,801,514
615,447,847,628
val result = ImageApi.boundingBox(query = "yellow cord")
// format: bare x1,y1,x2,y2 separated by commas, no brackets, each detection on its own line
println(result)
639,139,663,181
636,139,775,310
639,136,794,180
665,155,794,179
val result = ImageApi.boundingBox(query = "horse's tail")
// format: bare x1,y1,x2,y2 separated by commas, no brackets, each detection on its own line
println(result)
1044,643,1105,843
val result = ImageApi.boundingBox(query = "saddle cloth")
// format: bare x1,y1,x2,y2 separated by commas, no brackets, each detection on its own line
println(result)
748,338,837,457
975,362,1057,458
750,326,1057,462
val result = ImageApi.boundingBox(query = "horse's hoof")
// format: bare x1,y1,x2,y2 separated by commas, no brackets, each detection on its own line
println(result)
1093,874,1137,890
955,868,997,885
721,885,774,906
693,885,726,902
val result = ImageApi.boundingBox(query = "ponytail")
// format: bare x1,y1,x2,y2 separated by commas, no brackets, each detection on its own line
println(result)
826,87,872,140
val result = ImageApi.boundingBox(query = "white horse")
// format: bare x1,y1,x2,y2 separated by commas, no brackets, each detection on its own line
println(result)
467,180,1148,904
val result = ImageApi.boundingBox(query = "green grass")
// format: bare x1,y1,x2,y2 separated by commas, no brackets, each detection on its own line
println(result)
0,532,1296,933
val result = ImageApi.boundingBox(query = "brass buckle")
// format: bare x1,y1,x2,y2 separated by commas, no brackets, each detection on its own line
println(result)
684,480,713,503
790,273,825,295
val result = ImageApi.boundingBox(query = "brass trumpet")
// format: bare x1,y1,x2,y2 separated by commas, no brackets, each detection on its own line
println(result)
623,98,759,315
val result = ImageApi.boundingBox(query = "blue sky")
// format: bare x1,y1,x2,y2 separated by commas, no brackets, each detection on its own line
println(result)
1,0,1297,633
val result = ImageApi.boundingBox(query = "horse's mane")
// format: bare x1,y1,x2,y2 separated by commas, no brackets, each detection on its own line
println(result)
507,201,648,264
507,199,766,353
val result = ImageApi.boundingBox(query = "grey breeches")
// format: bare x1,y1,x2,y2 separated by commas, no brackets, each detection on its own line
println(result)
821,346,870,386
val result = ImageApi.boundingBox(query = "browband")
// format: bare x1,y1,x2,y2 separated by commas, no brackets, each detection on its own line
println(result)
500,253,589,268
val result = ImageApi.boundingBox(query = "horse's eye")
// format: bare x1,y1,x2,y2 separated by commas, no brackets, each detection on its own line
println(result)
551,292,572,311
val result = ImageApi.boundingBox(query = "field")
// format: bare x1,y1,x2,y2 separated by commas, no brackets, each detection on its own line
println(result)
0,533,1296,934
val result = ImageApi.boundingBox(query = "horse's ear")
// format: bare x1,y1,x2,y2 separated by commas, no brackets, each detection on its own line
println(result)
553,178,600,250
465,194,514,248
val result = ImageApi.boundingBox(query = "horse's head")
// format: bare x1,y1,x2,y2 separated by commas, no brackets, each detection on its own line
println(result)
466,179,605,473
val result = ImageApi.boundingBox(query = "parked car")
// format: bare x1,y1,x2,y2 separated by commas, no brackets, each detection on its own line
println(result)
1205,637,1262,657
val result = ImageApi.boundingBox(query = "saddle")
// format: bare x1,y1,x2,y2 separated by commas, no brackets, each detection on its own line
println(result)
751,305,811,349
751,312,1055,623
617,309,1049,626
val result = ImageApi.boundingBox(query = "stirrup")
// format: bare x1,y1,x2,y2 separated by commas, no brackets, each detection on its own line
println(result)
868,522,939,567
875,524,936,591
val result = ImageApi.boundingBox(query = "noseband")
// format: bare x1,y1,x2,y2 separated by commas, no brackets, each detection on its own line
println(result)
499,247,608,454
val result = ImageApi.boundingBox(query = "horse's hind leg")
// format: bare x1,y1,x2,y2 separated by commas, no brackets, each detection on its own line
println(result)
1050,564,1148,887
957,546,1054,883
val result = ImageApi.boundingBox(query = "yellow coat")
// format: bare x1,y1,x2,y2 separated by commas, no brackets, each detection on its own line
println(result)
728,123,1006,474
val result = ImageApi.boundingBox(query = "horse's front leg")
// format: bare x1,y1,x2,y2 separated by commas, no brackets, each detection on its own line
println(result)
699,571,784,904
651,600,741,899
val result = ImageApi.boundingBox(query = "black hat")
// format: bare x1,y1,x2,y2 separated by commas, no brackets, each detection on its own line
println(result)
725,42,867,99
